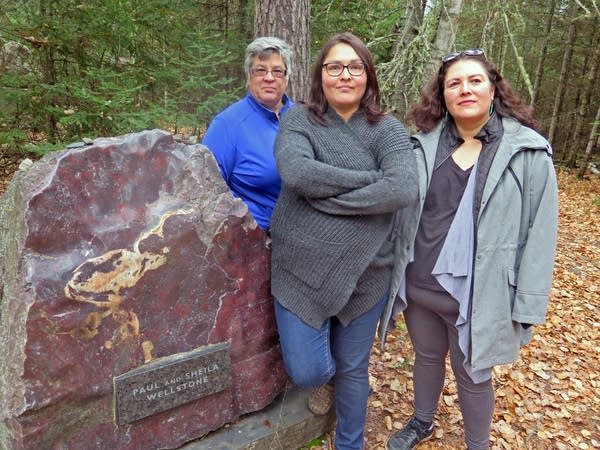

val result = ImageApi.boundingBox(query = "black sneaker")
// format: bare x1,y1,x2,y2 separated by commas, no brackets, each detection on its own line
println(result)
386,417,434,450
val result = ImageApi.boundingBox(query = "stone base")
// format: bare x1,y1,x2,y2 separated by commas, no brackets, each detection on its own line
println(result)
181,384,336,449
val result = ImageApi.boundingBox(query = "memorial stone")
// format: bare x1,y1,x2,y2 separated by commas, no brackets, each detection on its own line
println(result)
0,130,287,449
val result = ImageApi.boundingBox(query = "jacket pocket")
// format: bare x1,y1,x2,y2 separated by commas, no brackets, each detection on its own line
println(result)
277,233,346,289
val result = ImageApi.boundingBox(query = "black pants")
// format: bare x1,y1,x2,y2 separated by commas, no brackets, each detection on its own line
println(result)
404,283,494,450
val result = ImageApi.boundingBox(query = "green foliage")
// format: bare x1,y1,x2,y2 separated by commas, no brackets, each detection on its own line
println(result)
395,321,407,332
299,436,328,449
1,0,598,161
0,129,28,149
0,0,245,154
311,0,429,115
0,70,33,151
311,0,403,62
24,141,65,157
593,197,600,207
391,357,409,369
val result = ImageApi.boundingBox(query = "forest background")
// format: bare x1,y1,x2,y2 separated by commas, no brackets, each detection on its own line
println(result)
0,0,599,176
1,1,599,449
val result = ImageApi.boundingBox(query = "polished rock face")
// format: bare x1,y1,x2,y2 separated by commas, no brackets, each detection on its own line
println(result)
0,130,286,449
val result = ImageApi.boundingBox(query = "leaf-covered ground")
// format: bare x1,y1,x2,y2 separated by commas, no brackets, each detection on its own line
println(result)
1,157,599,449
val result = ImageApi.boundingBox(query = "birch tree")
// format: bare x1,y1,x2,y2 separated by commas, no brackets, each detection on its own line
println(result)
384,0,425,115
499,3,534,102
378,0,464,120
427,0,464,71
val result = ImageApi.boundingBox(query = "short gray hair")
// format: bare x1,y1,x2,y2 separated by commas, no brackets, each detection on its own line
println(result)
244,36,292,79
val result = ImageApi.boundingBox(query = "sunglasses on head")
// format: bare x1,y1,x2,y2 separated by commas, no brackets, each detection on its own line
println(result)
442,48,486,63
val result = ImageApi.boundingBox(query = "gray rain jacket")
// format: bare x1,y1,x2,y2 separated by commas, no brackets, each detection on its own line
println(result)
379,117,558,371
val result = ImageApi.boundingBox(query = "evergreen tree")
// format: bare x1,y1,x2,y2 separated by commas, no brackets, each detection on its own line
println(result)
0,0,245,153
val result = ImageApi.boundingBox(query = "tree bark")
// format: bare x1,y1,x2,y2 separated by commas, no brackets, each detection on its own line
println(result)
547,6,577,149
501,4,533,101
254,0,311,102
427,0,464,74
38,0,59,142
393,0,426,52
383,0,462,119
388,0,426,117
531,0,556,107
566,32,600,167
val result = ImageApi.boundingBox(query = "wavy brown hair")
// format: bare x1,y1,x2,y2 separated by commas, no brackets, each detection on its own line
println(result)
307,32,384,125
406,53,537,132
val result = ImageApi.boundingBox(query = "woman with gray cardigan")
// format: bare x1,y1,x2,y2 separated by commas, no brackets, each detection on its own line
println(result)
269,32,418,450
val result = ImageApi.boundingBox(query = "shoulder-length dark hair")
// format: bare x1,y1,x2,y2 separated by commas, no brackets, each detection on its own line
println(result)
406,53,537,132
307,32,384,125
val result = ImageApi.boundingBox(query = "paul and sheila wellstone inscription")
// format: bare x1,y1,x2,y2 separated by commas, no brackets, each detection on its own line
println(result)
114,342,231,424
0,130,287,449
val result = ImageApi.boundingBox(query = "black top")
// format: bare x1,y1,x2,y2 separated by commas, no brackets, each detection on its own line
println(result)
406,115,504,292
406,155,472,291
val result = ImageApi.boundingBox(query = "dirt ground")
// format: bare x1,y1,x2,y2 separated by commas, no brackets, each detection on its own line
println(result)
1,153,599,450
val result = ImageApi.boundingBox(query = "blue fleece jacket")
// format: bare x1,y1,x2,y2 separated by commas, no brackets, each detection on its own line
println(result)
202,93,293,230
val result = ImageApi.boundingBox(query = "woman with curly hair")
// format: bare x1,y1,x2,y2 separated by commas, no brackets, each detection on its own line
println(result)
383,49,558,450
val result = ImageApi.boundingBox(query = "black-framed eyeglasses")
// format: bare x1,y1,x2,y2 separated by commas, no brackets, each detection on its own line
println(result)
251,67,287,78
322,62,366,77
442,48,486,64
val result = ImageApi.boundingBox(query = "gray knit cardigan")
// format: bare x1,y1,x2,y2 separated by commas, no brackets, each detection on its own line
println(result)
270,105,418,329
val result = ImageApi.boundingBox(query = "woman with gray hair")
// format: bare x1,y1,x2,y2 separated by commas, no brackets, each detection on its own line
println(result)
202,36,294,230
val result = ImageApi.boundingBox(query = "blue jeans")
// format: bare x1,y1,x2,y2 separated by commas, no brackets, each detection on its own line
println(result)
274,297,386,450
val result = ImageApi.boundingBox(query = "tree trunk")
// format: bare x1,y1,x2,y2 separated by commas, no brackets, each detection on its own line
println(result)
566,33,600,167
576,103,600,179
383,0,462,119
547,6,577,149
501,4,533,101
388,0,426,117
238,0,251,39
254,0,311,102
393,0,426,52
38,0,59,143
531,0,556,107
427,0,464,74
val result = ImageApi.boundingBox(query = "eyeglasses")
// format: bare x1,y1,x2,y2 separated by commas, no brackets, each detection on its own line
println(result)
251,67,287,78
441,48,486,63
322,62,366,77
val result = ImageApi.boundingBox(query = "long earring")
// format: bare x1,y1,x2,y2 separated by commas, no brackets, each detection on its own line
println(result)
489,101,495,116
444,109,448,121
